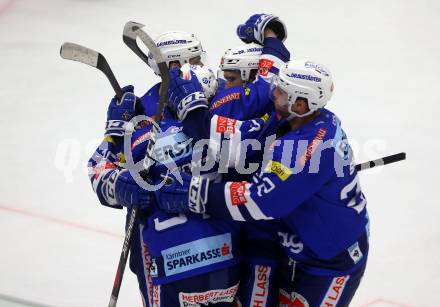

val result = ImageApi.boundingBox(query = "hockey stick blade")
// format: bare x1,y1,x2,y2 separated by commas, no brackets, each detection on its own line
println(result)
123,21,170,119
60,42,123,100
356,152,406,172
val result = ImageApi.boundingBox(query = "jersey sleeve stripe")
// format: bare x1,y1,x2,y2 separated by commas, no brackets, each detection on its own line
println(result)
224,182,246,221
244,184,274,220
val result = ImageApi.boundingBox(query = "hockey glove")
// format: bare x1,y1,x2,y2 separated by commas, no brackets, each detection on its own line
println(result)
106,169,154,210
155,172,209,214
167,68,208,121
105,85,139,137
236,13,287,44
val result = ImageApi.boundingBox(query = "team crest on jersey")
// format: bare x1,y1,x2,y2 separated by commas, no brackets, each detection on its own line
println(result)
216,116,237,134
258,58,274,77
230,182,247,205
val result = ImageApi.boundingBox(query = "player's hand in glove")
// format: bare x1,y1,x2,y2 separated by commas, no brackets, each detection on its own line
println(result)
107,169,154,210
105,85,141,137
236,13,287,44
167,68,208,121
155,172,209,214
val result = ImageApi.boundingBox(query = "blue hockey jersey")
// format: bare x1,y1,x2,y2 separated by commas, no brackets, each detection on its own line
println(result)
88,119,240,285
208,37,290,121
203,108,369,274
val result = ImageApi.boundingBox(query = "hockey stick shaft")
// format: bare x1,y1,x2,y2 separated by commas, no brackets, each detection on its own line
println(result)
108,22,170,307
60,42,124,100
356,152,406,171
108,207,137,307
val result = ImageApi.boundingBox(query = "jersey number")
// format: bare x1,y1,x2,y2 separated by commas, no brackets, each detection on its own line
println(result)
154,214,188,231
340,175,367,214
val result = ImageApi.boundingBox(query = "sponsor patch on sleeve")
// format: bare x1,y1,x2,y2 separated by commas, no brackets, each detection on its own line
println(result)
265,160,292,181
93,162,116,179
216,116,237,134
299,128,327,165
260,113,270,123
229,182,248,206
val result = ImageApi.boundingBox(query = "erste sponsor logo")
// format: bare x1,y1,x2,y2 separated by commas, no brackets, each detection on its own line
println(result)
230,182,247,206
216,116,237,134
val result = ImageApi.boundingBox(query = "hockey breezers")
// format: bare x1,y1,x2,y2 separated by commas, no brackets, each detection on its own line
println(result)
60,42,124,100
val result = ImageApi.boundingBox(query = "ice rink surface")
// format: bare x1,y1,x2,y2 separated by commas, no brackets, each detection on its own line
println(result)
1,0,439,306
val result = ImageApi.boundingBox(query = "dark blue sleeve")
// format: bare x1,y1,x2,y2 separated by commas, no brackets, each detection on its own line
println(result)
205,129,336,221
181,108,211,142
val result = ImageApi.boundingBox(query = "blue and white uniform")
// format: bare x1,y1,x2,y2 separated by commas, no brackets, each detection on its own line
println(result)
202,108,369,307
181,37,290,307
88,119,241,306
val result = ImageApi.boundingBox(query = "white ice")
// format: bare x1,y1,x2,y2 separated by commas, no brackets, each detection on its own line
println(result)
0,0,439,306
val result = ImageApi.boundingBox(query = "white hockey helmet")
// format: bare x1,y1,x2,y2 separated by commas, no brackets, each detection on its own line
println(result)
272,59,334,117
219,43,262,82
181,63,218,99
147,31,205,75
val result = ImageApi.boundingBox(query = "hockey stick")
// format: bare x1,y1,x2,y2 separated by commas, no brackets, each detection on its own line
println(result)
107,22,170,307
356,152,406,172
60,42,124,100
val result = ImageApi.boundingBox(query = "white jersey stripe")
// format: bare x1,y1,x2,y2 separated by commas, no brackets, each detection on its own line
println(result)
244,183,273,220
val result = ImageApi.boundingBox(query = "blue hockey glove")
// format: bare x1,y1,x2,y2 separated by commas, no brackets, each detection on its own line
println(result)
155,172,209,214
106,169,154,210
167,68,208,121
105,85,139,137
236,14,287,44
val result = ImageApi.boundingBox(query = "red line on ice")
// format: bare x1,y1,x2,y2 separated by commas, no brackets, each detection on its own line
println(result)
0,0,15,16
0,205,123,239
359,298,414,307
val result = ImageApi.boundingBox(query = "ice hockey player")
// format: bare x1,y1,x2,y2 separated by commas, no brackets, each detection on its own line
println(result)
217,42,262,90
154,58,370,307
164,14,291,306
89,31,241,306
165,14,290,306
